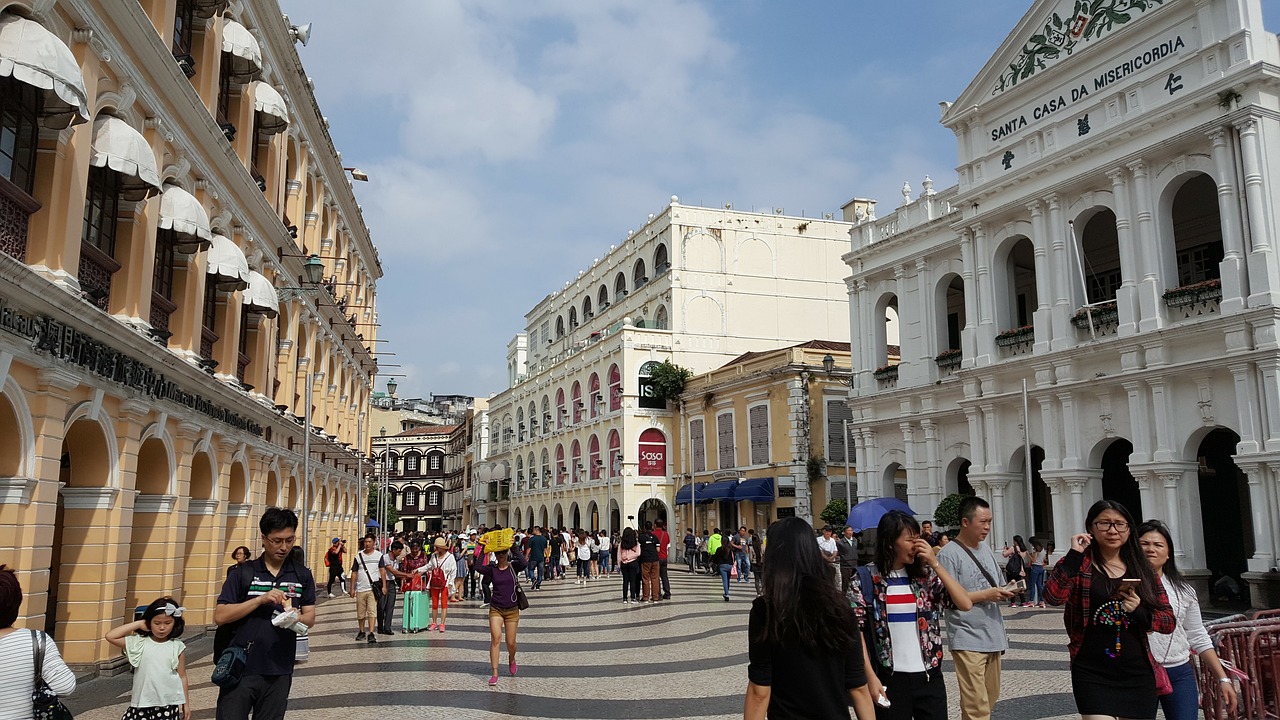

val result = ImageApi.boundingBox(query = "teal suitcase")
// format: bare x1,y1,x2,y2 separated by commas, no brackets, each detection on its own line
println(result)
402,590,429,633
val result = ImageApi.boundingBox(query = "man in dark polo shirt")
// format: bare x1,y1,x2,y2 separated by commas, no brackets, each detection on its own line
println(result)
214,507,316,720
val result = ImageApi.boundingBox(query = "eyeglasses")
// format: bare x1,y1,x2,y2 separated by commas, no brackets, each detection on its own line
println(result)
1093,521,1130,532
264,535,297,547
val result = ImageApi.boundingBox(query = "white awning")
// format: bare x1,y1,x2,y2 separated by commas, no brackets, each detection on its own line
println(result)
0,13,90,129
251,81,288,134
242,270,278,317
206,233,250,290
89,116,160,201
158,184,212,246
220,19,262,84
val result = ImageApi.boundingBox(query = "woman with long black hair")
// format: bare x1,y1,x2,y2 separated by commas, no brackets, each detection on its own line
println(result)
744,517,876,720
851,510,972,719
1046,500,1175,720
618,527,641,604
1137,520,1237,720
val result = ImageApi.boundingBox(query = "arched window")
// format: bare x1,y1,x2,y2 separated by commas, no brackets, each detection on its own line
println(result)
588,372,601,418
571,381,583,423
936,275,965,356
516,407,525,442
1170,174,1224,287
588,434,601,480
654,305,669,330
515,456,524,490
1079,208,1122,304
583,296,593,320
607,429,622,477
1001,237,1038,331
608,364,622,411
528,401,538,434
597,284,610,309
555,388,566,429
653,243,669,273
538,449,549,488
568,307,578,329
541,396,551,431
556,316,565,338
554,444,565,485
405,452,420,474
633,258,648,287
571,439,582,482
614,272,627,298
638,428,667,477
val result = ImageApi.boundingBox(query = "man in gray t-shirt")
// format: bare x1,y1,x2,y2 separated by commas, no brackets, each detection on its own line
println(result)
935,497,1016,720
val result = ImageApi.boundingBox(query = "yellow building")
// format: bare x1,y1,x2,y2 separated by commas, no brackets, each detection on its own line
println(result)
673,341,857,533
0,0,379,671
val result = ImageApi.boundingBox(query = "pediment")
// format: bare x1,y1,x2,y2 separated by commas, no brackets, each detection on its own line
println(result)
945,0,1175,122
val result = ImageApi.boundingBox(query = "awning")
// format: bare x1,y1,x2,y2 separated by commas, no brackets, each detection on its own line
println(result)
242,270,278,317
206,234,250,290
192,0,229,19
89,115,160,201
734,477,775,503
158,185,212,247
0,13,90,128
220,18,262,84
674,482,707,506
698,479,738,503
251,81,288,134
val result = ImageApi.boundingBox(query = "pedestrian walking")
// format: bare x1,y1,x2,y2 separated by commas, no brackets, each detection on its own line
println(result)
744,517,876,720
838,526,859,594
350,535,387,643
1002,536,1030,607
638,522,661,602
1045,500,1175,720
227,546,252,577
654,519,672,598
936,496,1016,720
596,530,612,576
619,527,641,603
548,527,564,582
378,541,409,635
732,526,752,583
574,531,593,584
476,542,527,686
213,507,316,720
526,527,548,589
105,597,190,720
851,510,973,719
1026,539,1045,607
817,525,840,586
0,564,76,718
419,538,457,632
714,530,734,601
451,539,468,602
323,538,346,598
1138,520,1237,720
683,528,698,573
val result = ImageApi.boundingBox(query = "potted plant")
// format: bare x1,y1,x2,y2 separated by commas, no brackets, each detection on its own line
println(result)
995,325,1034,347
872,364,899,381
935,348,962,369
1162,278,1222,308
1071,301,1118,328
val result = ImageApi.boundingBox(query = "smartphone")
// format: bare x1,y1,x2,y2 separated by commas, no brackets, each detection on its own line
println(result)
1113,578,1141,597
1005,579,1026,592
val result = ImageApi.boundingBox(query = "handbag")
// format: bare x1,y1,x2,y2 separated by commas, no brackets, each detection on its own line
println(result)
210,641,254,689
356,553,383,601
1153,660,1173,696
509,567,530,611
730,563,738,579
30,630,73,720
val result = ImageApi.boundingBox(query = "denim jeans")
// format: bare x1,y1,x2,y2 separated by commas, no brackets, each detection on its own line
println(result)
719,562,732,597
577,558,591,579
1158,661,1199,720
1028,564,1045,604
598,550,611,574
735,552,751,581
528,558,544,588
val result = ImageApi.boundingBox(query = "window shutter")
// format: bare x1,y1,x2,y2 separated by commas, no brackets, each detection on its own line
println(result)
690,419,706,473
717,413,735,469
749,405,769,465
827,400,853,463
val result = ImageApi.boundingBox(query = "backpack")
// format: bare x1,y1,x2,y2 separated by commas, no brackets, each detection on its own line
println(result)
1005,551,1024,578
426,557,447,590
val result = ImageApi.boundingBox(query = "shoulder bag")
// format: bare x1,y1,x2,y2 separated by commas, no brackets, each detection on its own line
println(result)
509,567,530,610
957,543,1002,589
30,630,73,720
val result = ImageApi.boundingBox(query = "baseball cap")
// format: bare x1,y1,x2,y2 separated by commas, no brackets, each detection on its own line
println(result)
331,537,340,544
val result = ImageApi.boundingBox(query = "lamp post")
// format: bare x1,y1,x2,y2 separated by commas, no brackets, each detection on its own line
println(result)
379,426,388,548
822,354,856,515
275,255,326,302
302,371,312,563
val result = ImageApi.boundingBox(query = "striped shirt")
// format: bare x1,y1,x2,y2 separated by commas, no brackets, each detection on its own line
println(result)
0,629,77,720
885,570,927,672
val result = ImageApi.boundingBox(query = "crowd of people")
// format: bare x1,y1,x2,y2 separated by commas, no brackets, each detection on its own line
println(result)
0,497,1247,720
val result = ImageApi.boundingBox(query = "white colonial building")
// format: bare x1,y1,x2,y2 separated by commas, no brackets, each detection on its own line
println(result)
474,199,852,532
844,0,1280,606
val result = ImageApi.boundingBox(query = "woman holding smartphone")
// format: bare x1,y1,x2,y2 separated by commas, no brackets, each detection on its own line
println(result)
1046,500,1174,720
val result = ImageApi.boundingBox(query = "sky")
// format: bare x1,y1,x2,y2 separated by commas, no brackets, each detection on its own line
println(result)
275,0,1157,399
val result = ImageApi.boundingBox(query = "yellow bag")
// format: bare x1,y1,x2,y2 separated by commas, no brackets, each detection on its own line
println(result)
479,528,514,553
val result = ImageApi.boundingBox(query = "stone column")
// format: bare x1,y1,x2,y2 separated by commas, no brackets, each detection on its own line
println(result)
1046,195,1074,348
1066,478,1089,536
1107,167,1142,334
972,224,997,360
1129,161,1164,332
921,419,941,513
1235,118,1280,307
1236,462,1276,573
1028,200,1054,352
901,422,919,508
1208,128,1248,313
959,229,986,365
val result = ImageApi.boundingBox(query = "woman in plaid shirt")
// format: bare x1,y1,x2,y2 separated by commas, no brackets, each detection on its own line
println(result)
1046,500,1174,719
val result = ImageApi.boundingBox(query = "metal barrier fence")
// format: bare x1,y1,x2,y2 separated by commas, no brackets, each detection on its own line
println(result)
1198,610,1280,720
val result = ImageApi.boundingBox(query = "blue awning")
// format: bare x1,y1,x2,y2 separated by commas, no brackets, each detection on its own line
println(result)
734,477,774,503
674,482,707,506
698,479,738,502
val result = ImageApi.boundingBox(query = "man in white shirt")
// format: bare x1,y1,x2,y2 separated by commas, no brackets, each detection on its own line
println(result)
377,541,410,635
816,525,840,586
350,535,386,644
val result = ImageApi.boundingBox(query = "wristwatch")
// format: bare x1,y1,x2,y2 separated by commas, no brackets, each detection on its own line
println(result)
1218,677,1233,684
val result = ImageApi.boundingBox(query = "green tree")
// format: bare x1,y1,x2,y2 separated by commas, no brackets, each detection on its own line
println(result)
820,498,848,529
648,361,693,401
933,493,966,529
367,483,398,532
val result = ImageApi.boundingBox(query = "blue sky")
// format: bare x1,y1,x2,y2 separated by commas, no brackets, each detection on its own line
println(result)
277,0,1242,399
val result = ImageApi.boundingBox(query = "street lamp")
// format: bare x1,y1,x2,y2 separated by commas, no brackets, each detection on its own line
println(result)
301,371,313,563
821,354,855,517
276,254,326,302
387,378,397,397
343,167,369,182
379,426,388,547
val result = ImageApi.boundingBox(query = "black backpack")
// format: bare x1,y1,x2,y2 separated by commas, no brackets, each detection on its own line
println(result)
1005,552,1024,578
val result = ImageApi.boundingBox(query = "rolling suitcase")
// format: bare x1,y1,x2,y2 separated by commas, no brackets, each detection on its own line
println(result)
402,590,429,633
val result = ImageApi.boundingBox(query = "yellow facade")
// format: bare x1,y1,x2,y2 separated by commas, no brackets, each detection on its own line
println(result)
0,0,379,671
672,342,855,533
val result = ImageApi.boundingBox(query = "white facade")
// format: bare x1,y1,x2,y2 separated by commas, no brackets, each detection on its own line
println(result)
845,0,1280,605
479,199,852,531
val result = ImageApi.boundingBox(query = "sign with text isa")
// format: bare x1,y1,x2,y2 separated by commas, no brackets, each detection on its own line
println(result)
638,428,667,476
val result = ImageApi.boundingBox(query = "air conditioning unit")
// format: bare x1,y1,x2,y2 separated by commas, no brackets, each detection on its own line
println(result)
594,460,604,468
576,462,584,471
574,400,584,408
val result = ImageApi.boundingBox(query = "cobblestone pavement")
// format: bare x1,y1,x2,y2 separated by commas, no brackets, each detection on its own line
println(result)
67,569,1083,720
